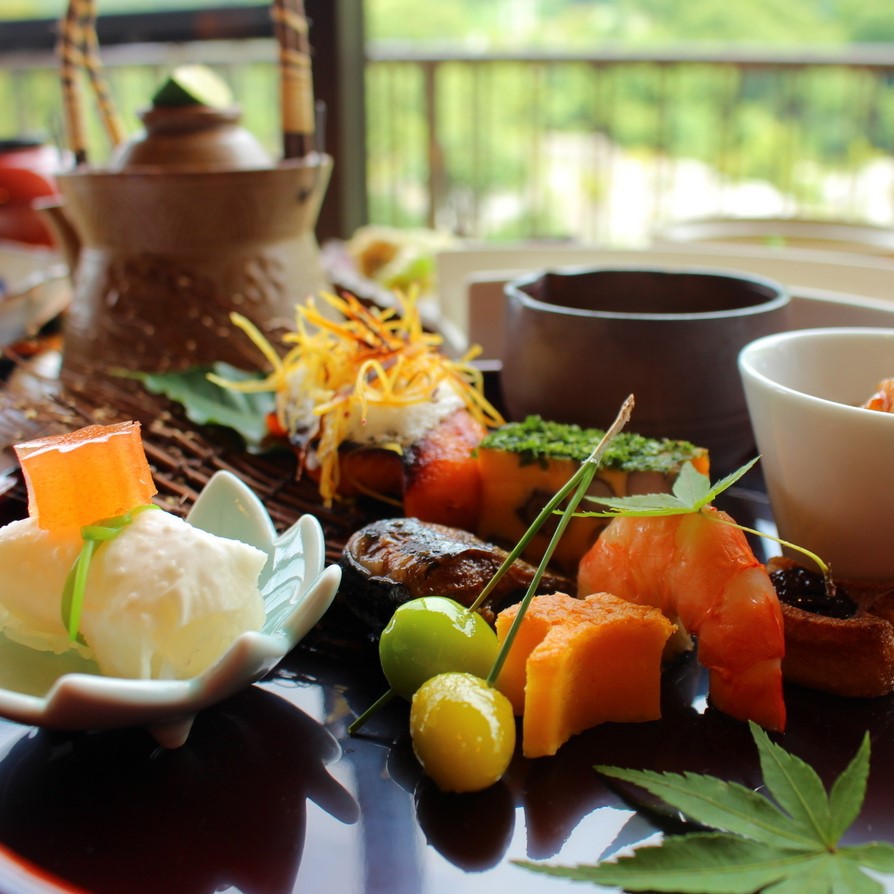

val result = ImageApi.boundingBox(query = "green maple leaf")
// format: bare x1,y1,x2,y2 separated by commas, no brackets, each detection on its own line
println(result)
574,456,831,577
576,456,759,518
516,723,894,893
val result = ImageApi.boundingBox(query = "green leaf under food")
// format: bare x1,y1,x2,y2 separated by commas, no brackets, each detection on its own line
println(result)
515,723,891,894
132,364,276,451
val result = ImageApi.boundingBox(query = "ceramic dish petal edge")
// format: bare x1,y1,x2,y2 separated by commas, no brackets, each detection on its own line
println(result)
0,470,341,747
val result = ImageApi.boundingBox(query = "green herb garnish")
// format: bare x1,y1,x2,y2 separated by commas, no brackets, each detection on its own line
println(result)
61,504,159,642
348,396,636,736
516,722,894,893
579,455,759,516
478,415,706,473
575,456,832,580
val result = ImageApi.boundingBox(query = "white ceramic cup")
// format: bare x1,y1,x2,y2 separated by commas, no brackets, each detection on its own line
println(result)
738,327,894,581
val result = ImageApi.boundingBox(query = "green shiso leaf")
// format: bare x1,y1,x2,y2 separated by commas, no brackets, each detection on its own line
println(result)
131,363,275,452
515,723,892,894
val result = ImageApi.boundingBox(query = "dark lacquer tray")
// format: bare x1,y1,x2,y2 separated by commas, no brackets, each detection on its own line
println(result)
0,375,893,894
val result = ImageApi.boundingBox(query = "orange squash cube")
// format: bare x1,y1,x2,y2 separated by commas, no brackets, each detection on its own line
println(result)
14,421,157,532
495,592,675,758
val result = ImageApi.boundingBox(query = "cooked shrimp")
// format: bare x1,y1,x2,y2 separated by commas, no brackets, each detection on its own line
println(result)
863,378,894,413
577,506,786,731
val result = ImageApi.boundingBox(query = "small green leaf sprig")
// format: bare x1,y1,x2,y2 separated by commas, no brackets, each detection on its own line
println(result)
469,394,636,685
517,722,894,893
61,504,158,643
574,455,833,585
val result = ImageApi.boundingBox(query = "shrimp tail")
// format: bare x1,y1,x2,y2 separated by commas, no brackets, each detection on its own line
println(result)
709,659,786,732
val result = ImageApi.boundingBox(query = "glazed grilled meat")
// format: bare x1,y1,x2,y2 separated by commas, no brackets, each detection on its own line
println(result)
337,517,574,636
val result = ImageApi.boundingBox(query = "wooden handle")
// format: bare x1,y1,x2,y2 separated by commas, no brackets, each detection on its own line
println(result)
58,0,90,164
272,0,317,159
57,0,126,165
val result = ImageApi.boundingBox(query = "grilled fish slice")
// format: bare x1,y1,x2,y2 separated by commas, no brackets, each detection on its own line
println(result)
337,516,574,635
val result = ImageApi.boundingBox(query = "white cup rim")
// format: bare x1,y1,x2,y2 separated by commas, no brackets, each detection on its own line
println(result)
738,326,894,422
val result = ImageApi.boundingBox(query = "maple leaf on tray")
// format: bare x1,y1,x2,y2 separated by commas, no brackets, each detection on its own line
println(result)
515,722,894,893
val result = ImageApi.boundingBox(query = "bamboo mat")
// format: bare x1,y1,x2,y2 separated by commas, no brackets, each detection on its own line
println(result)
0,365,370,563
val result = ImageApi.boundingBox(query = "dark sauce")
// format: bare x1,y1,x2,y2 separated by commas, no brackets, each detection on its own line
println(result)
770,565,858,619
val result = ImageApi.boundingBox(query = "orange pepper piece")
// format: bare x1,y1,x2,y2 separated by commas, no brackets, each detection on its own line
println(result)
14,421,158,532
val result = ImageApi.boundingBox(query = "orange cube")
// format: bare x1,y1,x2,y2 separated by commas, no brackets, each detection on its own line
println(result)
495,592,675,758
15,421,157,532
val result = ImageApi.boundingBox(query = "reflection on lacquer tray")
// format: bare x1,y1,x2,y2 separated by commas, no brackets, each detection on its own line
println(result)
280,473,894,891
373,651,894,875
378,654,753,865
0,686,358,894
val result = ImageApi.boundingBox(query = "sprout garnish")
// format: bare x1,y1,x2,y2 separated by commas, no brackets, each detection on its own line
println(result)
61,504,159,643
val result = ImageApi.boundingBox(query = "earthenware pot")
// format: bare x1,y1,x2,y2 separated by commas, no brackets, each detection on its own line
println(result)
501,266,792,474
40,145,332,379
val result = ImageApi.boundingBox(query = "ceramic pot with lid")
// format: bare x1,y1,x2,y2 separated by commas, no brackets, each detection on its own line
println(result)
106,104,273,171
39,102,332,380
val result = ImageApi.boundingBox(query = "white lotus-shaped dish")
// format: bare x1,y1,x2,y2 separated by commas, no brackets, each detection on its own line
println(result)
0,471,341,747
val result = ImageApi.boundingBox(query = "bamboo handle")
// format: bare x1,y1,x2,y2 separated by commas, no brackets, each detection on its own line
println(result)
80,4,127,148
57,0,126,166
272,0,317,159
58,0,90,164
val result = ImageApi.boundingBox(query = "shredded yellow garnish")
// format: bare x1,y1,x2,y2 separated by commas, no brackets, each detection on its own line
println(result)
210,289,504,505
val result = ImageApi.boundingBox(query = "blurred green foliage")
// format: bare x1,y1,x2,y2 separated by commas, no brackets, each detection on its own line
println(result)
3,0,893,239
365,0,891,47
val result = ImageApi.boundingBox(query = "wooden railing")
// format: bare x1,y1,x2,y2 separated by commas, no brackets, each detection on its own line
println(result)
365,44,894,245
3,17,894,245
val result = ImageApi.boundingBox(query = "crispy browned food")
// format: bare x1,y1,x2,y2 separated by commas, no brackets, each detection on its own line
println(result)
770,557,894,698
337,516,574,635
781,602,894,698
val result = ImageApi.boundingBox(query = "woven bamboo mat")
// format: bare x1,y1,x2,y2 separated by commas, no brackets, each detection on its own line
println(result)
0,363,370,563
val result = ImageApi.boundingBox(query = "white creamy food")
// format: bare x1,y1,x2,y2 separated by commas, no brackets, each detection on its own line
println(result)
0,508,267,679
0,519,82,655
280,366,465,448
